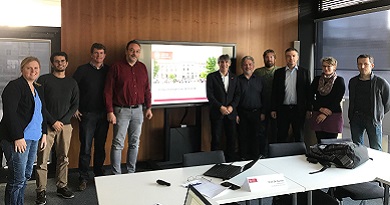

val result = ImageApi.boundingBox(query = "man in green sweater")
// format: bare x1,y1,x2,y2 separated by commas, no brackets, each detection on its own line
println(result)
254,49,279,146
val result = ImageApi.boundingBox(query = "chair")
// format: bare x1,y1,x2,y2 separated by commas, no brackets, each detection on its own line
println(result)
182,150,226,167
268,142,338,205
321,138,385,205
268,142,307,158
320,138,352,144
333,182,384,205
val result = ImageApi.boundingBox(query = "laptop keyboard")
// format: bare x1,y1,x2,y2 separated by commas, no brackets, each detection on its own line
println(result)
203,164,242,179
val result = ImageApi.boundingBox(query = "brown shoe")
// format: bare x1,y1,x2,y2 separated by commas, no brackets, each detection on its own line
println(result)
78,181,87,191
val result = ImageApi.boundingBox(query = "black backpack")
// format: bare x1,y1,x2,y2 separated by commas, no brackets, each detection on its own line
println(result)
306,142,370,174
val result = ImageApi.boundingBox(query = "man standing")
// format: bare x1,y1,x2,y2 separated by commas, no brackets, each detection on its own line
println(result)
104,40,153,175
254,49,279,144
206,54,240,161
271,48,310,142
236,56,266,159
73,43,109,191
36,52,79,204
349,54,390,151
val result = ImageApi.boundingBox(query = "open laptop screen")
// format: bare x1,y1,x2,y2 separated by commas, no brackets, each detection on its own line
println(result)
184,185,213,205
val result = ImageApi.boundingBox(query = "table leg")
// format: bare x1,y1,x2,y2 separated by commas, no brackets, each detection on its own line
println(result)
384,184,389,205
292,193,297,205
307,191,312,205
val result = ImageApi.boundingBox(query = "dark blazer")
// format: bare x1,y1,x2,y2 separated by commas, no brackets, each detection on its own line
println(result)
271,66,311,117
0,76,47,142
206,71,240,120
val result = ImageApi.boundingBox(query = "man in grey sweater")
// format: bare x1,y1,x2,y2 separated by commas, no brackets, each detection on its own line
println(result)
348,54,390,151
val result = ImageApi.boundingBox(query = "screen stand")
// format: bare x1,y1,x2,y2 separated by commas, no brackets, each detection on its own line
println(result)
157,106,202,167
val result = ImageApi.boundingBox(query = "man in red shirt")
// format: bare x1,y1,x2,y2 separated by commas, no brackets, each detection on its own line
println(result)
104,40,153,174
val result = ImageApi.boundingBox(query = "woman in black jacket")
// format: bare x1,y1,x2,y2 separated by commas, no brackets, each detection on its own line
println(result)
0,56,47,205
309,57,345,143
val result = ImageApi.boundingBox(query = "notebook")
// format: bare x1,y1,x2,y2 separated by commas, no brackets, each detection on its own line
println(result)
203,158,259,180
184,184,216,205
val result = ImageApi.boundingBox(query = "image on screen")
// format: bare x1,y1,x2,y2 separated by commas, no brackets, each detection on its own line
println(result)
138,41,236,108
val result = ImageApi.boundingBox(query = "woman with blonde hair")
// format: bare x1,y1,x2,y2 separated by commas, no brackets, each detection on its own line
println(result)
0,56,47,205
309,57,345,143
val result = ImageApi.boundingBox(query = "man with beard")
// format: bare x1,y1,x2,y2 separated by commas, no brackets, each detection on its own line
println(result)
36,52,79,204
254,49,279,145
236,56,266,159
104,40,153,175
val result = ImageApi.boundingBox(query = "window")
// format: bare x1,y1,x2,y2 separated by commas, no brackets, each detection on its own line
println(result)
316,9,390,95
319,0,378,12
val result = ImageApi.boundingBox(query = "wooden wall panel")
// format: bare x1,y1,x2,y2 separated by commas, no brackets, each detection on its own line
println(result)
62,0,298,168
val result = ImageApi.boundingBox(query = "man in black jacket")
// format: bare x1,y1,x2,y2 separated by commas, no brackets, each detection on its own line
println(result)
271,48,310,142
206,54,240,161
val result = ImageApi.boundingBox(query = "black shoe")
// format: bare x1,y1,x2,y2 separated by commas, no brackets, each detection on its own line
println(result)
78,181,87,191
57,186,75,199
36,190,46,205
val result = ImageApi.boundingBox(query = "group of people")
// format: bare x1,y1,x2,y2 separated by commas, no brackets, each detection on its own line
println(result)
0,40,389,205
0,40,152,205
207,48,390,162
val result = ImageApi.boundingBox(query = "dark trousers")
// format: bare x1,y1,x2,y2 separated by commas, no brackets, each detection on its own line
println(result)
78,112,109,182
238,109,266,160
264,114,278,144
276,105,305,143
210,116,237,161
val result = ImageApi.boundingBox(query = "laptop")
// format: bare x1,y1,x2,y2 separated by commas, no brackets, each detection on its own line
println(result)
184,184,217,205
203,158,260,180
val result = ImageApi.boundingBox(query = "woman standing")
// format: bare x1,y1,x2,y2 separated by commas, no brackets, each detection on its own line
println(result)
0,57,47,205
309,57,345,143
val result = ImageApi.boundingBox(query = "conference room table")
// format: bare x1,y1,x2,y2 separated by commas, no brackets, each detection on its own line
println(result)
257,148,390,205
95,148,390,205
95,161,305,205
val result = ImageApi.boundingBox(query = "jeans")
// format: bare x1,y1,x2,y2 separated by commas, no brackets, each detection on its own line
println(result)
111,106,144,174
1,139,38,205
78,112,109,182
350,113,383,150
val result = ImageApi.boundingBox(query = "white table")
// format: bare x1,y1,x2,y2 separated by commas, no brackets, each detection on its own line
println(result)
259,155,377,191
95,162,305,205
259,148,390,205
95,149,390,205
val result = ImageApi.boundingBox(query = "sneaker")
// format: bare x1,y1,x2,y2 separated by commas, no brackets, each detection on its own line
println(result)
78,181,87,191
36,190,46,205
57,186,75,199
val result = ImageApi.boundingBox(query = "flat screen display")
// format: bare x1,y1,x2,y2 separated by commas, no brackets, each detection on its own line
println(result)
138,41,236,108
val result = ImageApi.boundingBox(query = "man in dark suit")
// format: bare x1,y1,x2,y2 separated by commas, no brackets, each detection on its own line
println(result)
271,48,310,142
206,54,240,161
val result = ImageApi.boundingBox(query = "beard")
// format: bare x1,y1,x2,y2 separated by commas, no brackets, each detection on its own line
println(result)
53,67,65,72
265,61,274,68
